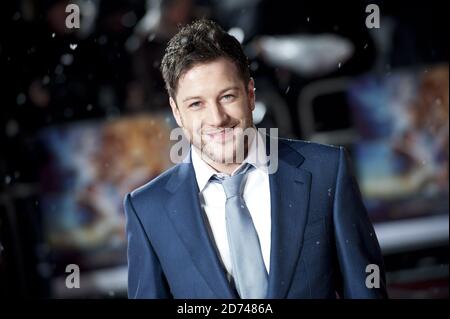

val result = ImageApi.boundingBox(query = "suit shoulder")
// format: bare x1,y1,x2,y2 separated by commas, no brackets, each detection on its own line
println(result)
128,164,179,201
278,137,342,158
277,138,344,182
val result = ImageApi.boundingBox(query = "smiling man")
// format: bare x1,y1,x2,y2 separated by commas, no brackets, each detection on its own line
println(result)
170,56,256,173
124,19,388,299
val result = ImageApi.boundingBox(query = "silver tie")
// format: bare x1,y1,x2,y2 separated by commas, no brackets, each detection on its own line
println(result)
213,164,268,299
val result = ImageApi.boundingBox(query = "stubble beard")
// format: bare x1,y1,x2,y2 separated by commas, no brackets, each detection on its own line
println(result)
185,118,254,166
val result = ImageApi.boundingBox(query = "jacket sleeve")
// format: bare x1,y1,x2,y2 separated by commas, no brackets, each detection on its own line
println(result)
124,193,172,299
332,147,388,299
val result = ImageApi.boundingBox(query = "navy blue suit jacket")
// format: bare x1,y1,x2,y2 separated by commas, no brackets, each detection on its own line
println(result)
124,137,388,299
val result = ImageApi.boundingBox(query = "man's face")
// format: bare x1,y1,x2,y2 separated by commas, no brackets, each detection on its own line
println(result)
169,57,255,165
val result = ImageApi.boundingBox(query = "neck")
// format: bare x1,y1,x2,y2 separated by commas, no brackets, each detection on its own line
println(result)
202,156,242,176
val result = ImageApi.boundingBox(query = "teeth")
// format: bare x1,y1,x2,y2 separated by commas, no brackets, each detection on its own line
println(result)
204,128,233,134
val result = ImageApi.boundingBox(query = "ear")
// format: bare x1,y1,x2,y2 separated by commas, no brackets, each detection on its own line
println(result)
247,78,256,111
169,96,183,128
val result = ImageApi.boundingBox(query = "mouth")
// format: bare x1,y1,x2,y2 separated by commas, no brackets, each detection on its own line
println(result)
202,124,238,142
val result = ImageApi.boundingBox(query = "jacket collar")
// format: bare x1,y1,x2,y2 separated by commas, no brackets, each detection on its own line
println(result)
163,137,311,298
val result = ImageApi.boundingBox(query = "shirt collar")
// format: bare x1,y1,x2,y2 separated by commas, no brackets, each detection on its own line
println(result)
191,127,268,192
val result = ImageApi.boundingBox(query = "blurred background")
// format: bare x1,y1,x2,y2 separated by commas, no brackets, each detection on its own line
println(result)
0,0,448,299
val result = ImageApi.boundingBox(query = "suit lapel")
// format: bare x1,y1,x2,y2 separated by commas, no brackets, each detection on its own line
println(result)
266,141,312,298
162,138,311,299
163,160,237,298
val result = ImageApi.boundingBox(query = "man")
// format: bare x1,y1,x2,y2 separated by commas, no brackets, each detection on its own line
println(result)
124,19,388,299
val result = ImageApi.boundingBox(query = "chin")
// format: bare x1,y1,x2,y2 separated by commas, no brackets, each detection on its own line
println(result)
202,144,238,165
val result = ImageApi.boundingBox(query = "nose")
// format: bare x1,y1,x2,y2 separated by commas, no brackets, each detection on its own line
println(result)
206,102,229,126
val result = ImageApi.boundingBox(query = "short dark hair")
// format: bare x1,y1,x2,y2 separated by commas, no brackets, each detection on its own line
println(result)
160,19,251,99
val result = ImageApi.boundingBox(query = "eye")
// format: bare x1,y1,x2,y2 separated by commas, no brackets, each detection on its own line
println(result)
221,94,235,102
189,101,201,109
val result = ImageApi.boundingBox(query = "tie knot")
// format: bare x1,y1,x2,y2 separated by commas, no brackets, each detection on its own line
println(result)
212,163,252,199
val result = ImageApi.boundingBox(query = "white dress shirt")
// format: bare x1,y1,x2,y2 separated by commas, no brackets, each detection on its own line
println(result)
191,129,272,281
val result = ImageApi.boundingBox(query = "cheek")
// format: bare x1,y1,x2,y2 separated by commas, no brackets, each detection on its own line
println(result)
230,102,251,119
181,111,201,134
238,103,254,121
242,97,253,111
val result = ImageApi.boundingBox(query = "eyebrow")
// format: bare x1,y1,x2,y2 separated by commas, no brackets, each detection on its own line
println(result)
182,86,239,103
